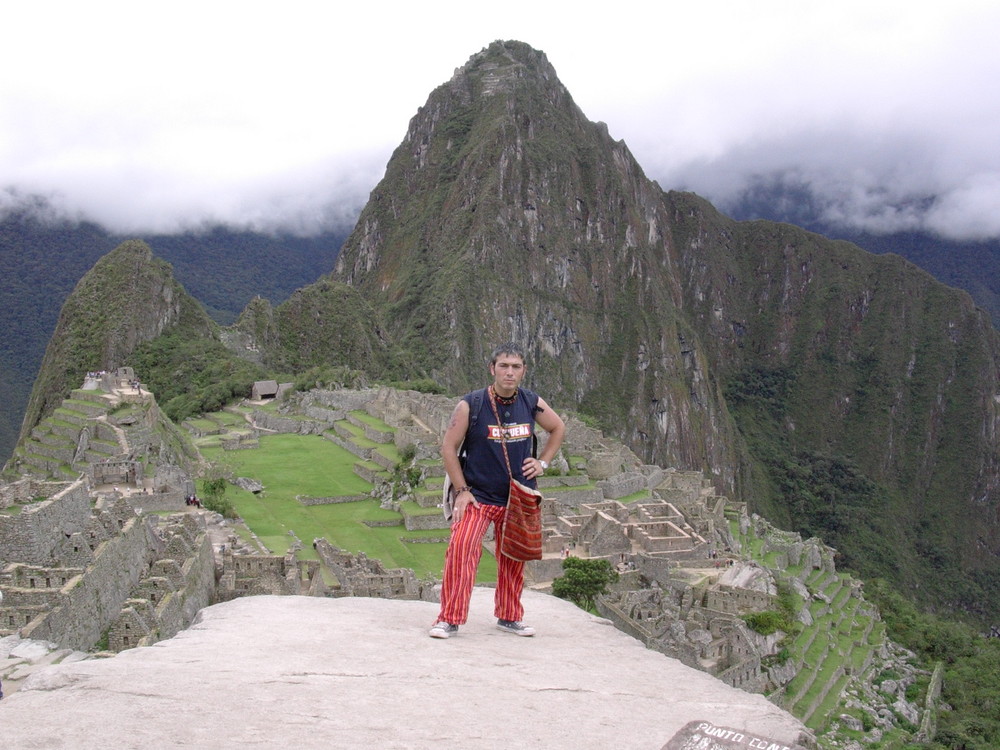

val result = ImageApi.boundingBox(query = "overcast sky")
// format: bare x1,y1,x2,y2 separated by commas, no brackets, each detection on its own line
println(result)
3,0,999,240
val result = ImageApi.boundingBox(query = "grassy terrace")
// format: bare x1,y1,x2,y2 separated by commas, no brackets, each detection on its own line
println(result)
730,517,885,737
186,417,222,433
197,428,496,582
210,411,246,426
348,409,395,434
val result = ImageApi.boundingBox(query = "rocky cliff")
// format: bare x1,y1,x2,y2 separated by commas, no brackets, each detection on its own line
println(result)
315,41,1000,617
326,41,747,493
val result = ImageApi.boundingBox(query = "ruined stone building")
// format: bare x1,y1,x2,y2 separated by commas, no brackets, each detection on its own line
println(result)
0,478,216,653
313,538,426,600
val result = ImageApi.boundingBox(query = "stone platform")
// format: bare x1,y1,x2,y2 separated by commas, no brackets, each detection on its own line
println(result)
0,589,812,749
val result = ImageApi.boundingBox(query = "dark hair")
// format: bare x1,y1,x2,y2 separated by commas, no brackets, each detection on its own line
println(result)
490,342,526,365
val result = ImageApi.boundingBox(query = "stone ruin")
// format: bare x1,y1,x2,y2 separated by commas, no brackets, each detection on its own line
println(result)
0,379,453,660
313,538,429,600
345,387,843,695
216,549,326,600
0,477,216,653
0,379,839,699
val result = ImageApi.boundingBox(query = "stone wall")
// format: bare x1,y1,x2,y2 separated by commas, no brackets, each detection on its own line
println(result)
298,494,370,506
365,388,452,436
545,487,605,507
251,411,329,435
126,490,188,513
313,538,424,599
596,472,649,499
20,510,161,650
0,479,92,566
216,552,314,599
403,510,451,531
152,515,217,639
90,457,143,486
107,515,217,651
524,556,568,583
0,478,74,509
705,585,776,615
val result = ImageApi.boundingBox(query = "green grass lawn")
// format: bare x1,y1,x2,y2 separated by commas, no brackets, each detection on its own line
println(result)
200,432,497,582
348,409,395,434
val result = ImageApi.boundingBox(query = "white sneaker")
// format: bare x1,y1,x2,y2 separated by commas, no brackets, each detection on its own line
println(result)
429,622,459,639
496,619,535,636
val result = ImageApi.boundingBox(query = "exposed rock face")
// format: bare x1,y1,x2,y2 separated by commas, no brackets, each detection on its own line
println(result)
330,40,745,494
319,40,1000,616
0,591,812,749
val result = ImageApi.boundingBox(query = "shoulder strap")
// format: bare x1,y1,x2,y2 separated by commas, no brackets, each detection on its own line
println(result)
520,388,541,458
468,387,487,430
458,388,488,464
462,387,540,459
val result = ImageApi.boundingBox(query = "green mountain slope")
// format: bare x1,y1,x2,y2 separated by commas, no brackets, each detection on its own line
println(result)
669,200,1000,615
13,240,218,445
267,40,1000,620
0,202,348,465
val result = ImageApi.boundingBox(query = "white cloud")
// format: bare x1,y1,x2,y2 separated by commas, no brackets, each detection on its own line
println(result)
2,0,1000,239
924,173,1000,240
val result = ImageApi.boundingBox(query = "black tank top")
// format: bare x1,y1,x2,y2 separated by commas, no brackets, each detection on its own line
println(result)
461,388,537,506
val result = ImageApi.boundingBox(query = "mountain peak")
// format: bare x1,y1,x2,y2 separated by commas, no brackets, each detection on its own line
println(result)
13,240,215,446
448,39,564,97
332,41,671,388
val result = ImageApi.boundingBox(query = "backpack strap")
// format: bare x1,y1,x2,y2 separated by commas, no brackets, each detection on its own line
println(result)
521,388,541,458
458,388,487,467
467,387,487,430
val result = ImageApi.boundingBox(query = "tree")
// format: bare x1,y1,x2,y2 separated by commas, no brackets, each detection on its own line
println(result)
200,476,235,518
551,557,618,612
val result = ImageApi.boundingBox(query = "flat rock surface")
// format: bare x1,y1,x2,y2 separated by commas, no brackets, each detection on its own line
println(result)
0,589,811,749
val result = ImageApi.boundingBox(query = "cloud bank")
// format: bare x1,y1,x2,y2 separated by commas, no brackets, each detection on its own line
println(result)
2,1,998,240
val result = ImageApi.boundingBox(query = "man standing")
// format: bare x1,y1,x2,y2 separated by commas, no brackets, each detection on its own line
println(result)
430,343,565,639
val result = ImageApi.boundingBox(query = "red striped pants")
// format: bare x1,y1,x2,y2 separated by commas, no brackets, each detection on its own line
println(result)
436,502,525,625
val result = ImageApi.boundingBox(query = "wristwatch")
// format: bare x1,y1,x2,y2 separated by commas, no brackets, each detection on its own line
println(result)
539,460,549,470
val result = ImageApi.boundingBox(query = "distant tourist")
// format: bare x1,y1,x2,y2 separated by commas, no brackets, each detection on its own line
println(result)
429,343,565,640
